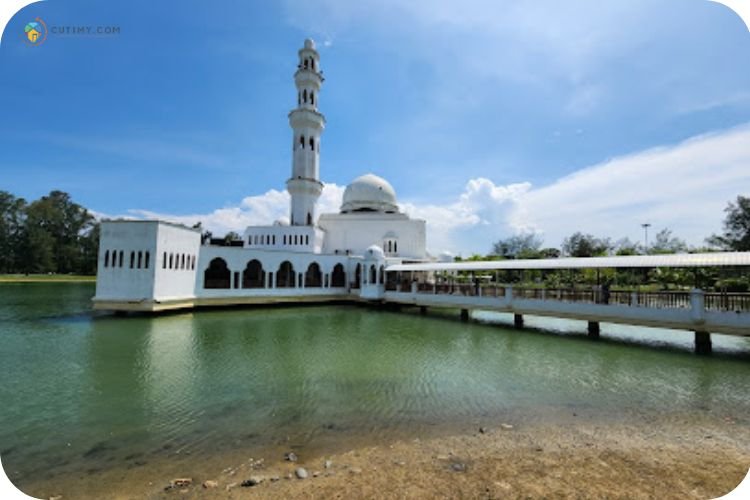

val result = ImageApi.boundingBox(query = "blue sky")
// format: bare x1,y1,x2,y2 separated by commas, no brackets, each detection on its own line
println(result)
1,0,750,254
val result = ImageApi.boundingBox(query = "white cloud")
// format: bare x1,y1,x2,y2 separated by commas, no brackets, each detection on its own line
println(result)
112,124,750,255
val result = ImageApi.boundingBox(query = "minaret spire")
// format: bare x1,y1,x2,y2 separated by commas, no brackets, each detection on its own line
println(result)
287,38,325,226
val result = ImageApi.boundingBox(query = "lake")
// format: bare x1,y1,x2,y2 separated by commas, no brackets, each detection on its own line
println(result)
1,283,749,495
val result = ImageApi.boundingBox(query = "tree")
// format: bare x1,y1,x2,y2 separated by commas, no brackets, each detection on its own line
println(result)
650,228,687,254
0,191,27,273
614,237,641,256
492,233,543,259
223,231,241,243
561,232,611,257
707,195,750,251
21,191,95,274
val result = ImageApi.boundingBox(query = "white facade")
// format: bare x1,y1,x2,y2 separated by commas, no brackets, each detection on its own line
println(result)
93,39,428,312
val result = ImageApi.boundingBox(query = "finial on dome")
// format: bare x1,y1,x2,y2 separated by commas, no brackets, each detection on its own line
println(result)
304,38,315,50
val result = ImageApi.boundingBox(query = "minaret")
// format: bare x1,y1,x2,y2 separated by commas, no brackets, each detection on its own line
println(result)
287,38,325,226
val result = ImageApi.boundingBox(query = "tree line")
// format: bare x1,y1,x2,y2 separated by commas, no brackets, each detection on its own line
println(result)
0,190,99,275
456,196,750,292
486,195,749,260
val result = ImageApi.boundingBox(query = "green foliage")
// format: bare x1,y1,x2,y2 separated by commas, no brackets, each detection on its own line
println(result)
561,232,611,257
650,228,687,254
491,233,543,259
707,195,750,251
0,190,98,275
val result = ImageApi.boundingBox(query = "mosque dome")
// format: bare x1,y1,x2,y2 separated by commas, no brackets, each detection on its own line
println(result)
365,245,385,260
340,174,399,214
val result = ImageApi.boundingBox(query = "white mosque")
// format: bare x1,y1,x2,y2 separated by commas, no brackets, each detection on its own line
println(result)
93,39,428,312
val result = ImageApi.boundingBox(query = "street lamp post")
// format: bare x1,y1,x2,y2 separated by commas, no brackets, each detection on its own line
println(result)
641,223,651,253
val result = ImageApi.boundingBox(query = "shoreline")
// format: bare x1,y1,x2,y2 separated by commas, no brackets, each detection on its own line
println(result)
0,275,96,283
17,411,750,499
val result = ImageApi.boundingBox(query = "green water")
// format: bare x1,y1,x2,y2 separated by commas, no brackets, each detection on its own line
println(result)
1,283,749,487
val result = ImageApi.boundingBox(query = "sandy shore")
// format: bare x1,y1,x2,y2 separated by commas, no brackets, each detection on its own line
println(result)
20,411,750,500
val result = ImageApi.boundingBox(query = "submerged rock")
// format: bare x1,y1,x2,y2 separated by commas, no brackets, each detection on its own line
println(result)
500,423,514,430
324,459,333,469
202,480,218,489
285,451,298,462
451,462,467,473
295,467,308,479
165,478,192,491
240,476,263,487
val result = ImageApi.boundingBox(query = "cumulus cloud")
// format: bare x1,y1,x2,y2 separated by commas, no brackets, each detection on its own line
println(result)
112,124,750,256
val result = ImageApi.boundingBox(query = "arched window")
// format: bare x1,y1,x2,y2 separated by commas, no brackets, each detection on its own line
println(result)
370,264,377,284
242,259,265,288
305,262,322,287
298,92,301,106
119,251,124,267
331,263,346,287
310,92,314,105
311,59,315,70
204,258,231,289
276,261,296,288
163,252,167,269
272,235,276,245
130,251,135,269
104,250,109,268
283,235,287,245
354,263,361,288
181,254,185,269
304,59,308,69
169,253,174,269
379,265,385,284
309,137,314,151
294,235,298,245
394,241,398,253
303,89,307,102
145,252,150,269
137,251,143,269
305,235,309,245
191,255,196,270
307,213,312,226
300,135,305,149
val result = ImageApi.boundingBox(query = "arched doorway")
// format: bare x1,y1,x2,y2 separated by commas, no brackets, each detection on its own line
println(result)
369,264,377,284
305,262,322,287
354,263,361,288
204,258,230,289
242,259,265,288
331,263,346,287
276,261,296,288
379,265,385,284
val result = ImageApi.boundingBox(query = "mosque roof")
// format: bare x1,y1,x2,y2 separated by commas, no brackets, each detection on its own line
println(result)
340,173,399,214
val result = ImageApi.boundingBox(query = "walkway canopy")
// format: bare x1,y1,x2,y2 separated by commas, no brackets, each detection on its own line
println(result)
386,252,750,273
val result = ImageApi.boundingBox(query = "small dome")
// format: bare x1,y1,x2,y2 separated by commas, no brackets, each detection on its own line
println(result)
274,217,290,226
365,245,385,260
304,38,315,50
341,174,399,213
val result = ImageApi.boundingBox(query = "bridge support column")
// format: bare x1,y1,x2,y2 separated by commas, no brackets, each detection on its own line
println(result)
514,314,524,329
694,331,712,355
420,306,427,315
460,309,469,322
588,321,600,339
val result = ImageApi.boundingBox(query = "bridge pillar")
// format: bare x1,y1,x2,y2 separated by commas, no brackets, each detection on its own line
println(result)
460,309,470,322
514,313,524,329
695,331,712,355
420,306,427,315
588,321,600,339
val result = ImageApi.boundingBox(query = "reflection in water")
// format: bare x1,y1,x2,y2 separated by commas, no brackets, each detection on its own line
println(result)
1,284,749,486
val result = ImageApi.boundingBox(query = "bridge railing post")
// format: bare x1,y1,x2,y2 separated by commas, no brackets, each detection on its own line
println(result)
411,281,418,295
631,291,638,307
690,288,706,324
505,285,513,307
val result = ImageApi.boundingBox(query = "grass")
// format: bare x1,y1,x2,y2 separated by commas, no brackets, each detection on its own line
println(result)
0,274,96,283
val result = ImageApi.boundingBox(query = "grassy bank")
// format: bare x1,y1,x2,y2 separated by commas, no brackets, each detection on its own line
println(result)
0,274,96,283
